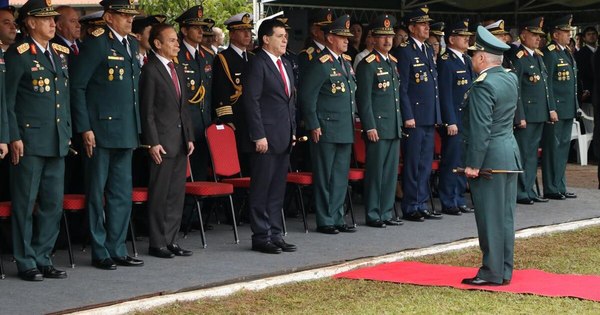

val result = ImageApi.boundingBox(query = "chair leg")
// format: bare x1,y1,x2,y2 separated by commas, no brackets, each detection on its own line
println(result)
346,185,356,227
297,185,308,233
128,219,138,257
228,196,240,244
62,211,75,268
281,208,287,236
429,174,436,212
0,235,5,279
194,197,207,248
535,176,541,197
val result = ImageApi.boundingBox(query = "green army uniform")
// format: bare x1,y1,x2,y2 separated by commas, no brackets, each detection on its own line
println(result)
297,9,333,80
462,26,521,285
300,15,356,231
6,37,71,272
355,15,402,225
70,14,141,261
0,49,8,147
508,17,554,202
540,15,578,198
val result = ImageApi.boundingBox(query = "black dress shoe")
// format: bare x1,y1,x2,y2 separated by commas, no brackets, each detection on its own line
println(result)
544,193,566,200
167,244,193,256
531,196,549,203
562,192,577,199
502,279,511,285
252,242,282,254
316,225,339,234
149,247,175,258
335,224,357,232
272,239,297,252
18,268,43,281
458,205,475,213
112,256,144,267
461,277,502,286
441,207,462,215
39,265,67,279
517,198,534,205
383,219,403,226
92,258,117,270
366,220,386,228
422,210,443,220
404,212,424,222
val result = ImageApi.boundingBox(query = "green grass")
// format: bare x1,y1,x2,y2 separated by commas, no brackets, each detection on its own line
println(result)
137,226,600,315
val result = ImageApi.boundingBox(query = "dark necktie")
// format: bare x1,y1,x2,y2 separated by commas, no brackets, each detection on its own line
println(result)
71,43,79,55
44,50,55,71
241,51,247,61
168,62,181,99
122,38,130,56
421,44,427,57
276,59,290,97
338,56,348,76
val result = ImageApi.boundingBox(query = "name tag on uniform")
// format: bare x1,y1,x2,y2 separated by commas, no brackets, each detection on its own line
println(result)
413,63,425,67
456,70,466,73
108,56,125,61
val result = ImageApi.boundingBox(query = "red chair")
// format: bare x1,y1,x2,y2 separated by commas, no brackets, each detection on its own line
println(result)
129,187,149,257
61,194,87,268
429,129,443,212
0,201,10,279
185,159,238,248
286,171,313,233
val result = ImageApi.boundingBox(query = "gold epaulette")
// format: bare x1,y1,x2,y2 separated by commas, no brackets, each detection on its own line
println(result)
365,54,376,63
389,54,397,63
516,50,524,59
534,49,544,56
399,42,407,48
474,72,487,83
440,53,449,60
216,106,233,117
306,47,314,55
173,57,179,64
52,43,70,55
16,43,29,54
201,45,215,56
547,44,556,51
319,54,332,63
342,54,352,61
92,28,105,37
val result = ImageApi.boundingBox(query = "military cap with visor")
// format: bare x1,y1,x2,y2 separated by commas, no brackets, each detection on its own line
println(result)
446,18,473,36
309,8,334,26
520,17,545,35
202,18,216,35
224,12,253,30
485,20,509,35
468,25,511,55
370,14,396,36
276,16,292,30
322,14,353,37
429,22,445,36
99,0,139,15
175,5,210,26
80,10,105,26
0,0,15,13
132,14,166,34
547,14,573,32
404,5,434,24
18,0,60,20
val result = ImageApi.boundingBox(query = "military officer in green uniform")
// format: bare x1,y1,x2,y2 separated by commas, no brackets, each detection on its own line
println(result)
0,45,7,160
541,15,578,200
6,0,70,281
300,15,356,234
461,26,521,286
509,17,556,205
70,0,143,270
297,9,333,75
356,14,403,228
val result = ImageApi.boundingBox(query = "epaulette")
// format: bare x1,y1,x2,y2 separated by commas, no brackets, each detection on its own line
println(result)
52,43,70,55
534,49,544,56
306,47,314,55
173,57,179,64
516,50,524,59
92,28,105,37
248,51,255,55
389,54,397,63
319,54,332,63
365,54,376,63
399,42,407,48
474,72,487,83
440,53,449,60
342,54,352,62
201,45,215,56
547,44,556,51
16,43,29,54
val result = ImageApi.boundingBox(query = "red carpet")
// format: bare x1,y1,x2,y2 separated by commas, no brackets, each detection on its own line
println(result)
334,262,600,301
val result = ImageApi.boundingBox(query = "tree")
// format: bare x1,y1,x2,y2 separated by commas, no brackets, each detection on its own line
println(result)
139,0,253,37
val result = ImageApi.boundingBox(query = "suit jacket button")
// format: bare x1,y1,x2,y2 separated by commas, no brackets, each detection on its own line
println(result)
178,124,182,128
108,117,112,120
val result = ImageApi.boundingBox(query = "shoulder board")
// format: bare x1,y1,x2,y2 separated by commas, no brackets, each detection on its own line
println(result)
399,42,407,48
474,72,487,83
92,28,105,37
516,50,524,59
52,43,70,55
440,53,449,60
342,54,352,61
365,54,376,63
504,68,511,72
319,54,332,63
173,57,179,64
306,47,314,54
389,54,398,63
534,49,544,56
547,44,556,51
17,43,30,54
201,46,215,56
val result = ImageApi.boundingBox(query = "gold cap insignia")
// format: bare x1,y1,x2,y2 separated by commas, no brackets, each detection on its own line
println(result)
46,0,52,6
384,19,391,28
242,14,251,24
422,7,429,14
499,21,504,30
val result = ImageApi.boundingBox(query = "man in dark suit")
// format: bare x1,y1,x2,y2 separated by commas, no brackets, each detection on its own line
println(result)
594,44,600,188
140,24,195,258
70,0,143,270
575,26,597,104
53,6,81,57
243,18,297,254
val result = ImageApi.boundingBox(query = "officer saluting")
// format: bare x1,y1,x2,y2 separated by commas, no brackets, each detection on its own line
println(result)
70,0,143,270
6,0,70,281
356,14,403,228
540,15,578,200
300,15,356,234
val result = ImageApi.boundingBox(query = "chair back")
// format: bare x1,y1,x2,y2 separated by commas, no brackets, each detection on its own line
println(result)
353,121,367,166
205,124,242,178
434,129,442,158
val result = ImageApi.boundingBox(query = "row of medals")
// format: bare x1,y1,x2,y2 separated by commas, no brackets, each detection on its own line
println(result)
378,81,391,90
33,78,51,93
557,70,571,81
108,68,125,81
415,72,428,83
529,74,542,83
331,82,346,94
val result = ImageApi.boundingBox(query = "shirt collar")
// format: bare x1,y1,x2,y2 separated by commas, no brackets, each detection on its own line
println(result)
585,44,597,53
108,26,125,43
313,40,325,51
522,44,535,56
31,37,49,54
58,35,76,48
411,37,425,50
230,43,246,58
262,48,281,64
183,39,198,57
326,47,340,61
374,49,388,61
154,51,173,67
447,47,465,62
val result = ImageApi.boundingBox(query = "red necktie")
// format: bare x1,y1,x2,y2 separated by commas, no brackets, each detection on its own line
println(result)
143,55,148,65
168,62,181,99
276,59,289,97
71,43,79,55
